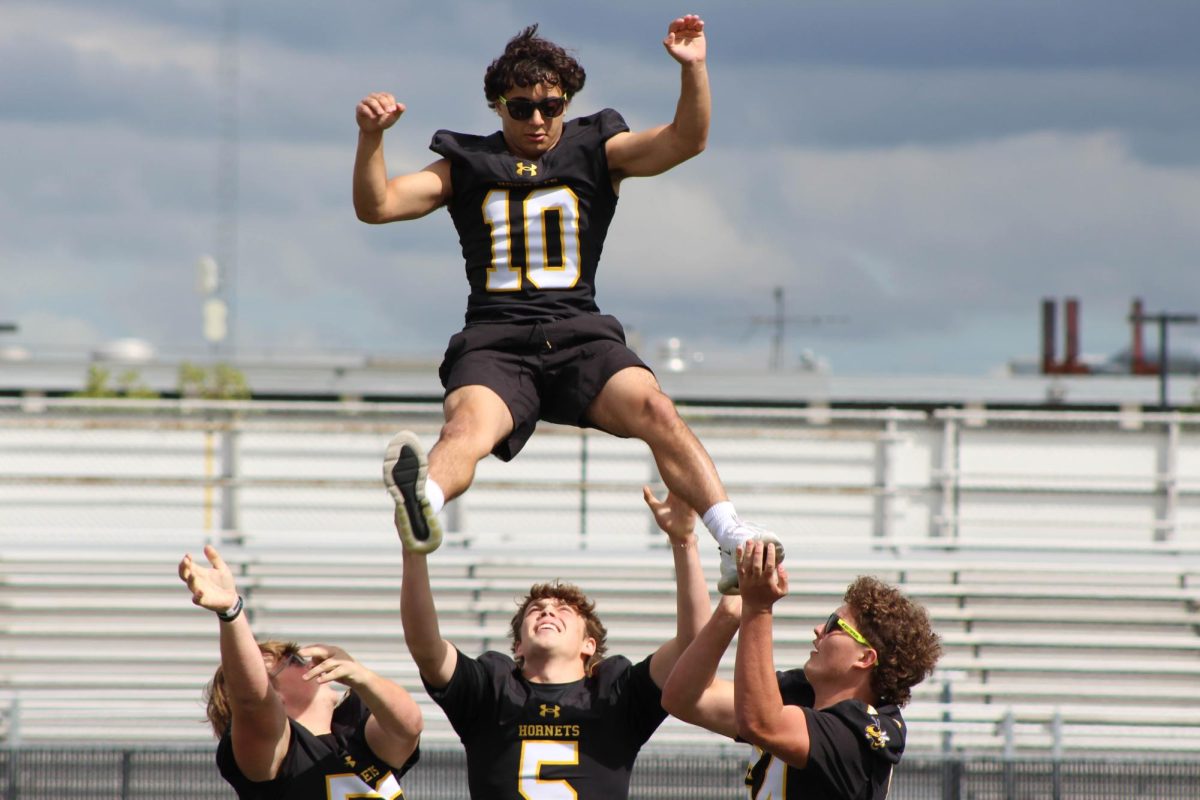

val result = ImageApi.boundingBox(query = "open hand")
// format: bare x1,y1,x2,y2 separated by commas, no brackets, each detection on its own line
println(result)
643,485,697,545
663,15,706,65
178,544,238,614
299,644,374,688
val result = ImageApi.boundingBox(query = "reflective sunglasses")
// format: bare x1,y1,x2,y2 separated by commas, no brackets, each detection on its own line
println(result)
268,652,308,680
821,612,873,649
499,94,568,121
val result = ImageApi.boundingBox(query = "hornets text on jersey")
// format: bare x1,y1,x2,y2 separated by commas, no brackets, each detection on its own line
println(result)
425,649,667,799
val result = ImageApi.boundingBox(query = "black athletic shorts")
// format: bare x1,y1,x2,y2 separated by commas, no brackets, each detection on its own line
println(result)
438,313,651,461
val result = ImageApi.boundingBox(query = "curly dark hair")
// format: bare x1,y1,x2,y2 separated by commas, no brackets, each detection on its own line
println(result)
844,576,941,707
483,24,586,109
510,581,608,675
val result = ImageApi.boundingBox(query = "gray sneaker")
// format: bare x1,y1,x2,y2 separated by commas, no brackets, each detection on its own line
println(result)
383,431,443,554
717,523,785,595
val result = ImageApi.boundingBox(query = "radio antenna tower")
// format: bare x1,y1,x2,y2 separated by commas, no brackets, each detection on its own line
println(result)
750,287,847,371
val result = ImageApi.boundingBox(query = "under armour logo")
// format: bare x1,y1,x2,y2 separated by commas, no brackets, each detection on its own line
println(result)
515,161,538,177
539,704,561,718
343,755,357,768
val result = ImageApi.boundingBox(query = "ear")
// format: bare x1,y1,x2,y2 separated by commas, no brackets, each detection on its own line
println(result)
857,648,879,671
581,637,597,658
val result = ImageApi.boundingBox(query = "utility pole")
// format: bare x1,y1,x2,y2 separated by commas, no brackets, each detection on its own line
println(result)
749,286,846,371
215,0,239,358
1128,306,1199,409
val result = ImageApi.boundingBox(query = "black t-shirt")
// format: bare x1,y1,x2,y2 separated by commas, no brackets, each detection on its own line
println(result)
216,691,419,800
744,669,905,800
430,109,630,326
425,649,667,799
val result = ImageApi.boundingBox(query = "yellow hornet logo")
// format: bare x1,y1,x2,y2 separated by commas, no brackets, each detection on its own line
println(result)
515,161,538,177
864,723,890,750
539,704,561,719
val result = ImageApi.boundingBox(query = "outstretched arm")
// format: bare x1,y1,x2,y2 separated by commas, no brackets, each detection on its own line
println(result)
400,548,458,689
644,486,712,687
735,541,812,767
299,644,422,767
178,545,289,781
607,15,710,181
661,595,741,738
353,91,452,223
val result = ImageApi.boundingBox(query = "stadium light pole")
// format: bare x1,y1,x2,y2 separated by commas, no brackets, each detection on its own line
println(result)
1129,308,1199,409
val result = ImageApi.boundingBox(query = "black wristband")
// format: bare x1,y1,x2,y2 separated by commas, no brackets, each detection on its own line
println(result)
216,595,244,622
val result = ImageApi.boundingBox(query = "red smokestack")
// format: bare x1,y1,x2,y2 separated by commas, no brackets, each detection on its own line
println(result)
1130,298,1156,375
1041,298,1057,374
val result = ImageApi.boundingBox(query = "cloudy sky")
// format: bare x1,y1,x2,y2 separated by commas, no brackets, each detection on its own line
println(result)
2,0,1198,375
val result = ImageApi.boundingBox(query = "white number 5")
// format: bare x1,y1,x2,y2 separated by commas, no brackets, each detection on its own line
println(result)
518,740,579,799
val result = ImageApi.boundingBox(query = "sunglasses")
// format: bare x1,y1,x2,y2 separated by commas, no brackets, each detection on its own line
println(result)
499,94,568,121
268,652,308,680
821,612,873,649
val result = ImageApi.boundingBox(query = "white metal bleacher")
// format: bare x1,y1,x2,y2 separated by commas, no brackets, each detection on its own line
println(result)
3,525,1200,755
5,400,1200,755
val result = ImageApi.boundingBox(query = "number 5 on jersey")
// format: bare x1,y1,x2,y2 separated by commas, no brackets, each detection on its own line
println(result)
483,187,581,291
518,740,579,800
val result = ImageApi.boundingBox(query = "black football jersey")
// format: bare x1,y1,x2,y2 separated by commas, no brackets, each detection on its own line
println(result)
216,691,419,800
425,649,667,799
430,109,630,326
744,670,905,800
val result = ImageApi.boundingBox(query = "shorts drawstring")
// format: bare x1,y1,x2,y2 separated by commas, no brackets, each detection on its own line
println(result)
533,321,552,352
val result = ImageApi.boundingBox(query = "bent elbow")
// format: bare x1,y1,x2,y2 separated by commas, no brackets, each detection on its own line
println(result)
660,689,683,717
736,713,770,747
355,205,384,224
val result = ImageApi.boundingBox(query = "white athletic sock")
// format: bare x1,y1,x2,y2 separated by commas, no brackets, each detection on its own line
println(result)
701,501,739,545
426,478,446,516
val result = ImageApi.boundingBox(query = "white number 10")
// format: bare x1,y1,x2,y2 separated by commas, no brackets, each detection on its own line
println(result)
483,187,581,292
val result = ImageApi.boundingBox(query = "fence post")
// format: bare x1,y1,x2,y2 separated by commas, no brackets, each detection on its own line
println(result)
5,694,20,800
579,430,589,545
940,678,954,755
1051,711,1063,800
120,750,132,800
221,414,241,536
940,758,962,800
1001,709,1017,800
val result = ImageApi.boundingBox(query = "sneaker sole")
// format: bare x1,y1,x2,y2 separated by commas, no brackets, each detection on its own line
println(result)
382,431,443,554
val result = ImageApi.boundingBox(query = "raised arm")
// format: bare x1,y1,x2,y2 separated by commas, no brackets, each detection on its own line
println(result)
400,548,458,689
734,541,812,767
643,486,712,687
606,15,710,182
298,644,422,767
660,595,741,738
178,545,289,781
353,91,452,223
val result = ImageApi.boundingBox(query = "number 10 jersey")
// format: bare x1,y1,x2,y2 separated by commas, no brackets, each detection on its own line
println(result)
430,109,630,327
